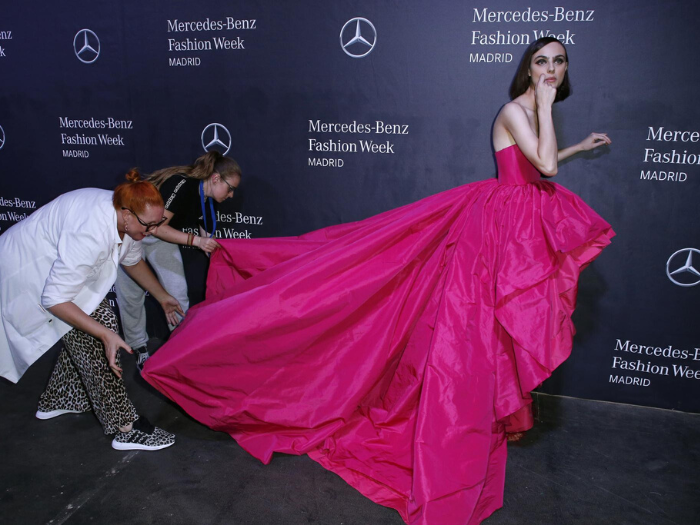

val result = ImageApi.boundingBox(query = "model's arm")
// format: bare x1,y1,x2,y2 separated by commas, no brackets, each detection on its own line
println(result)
558,133,612,162
152,210,221,253
501,75,559,176
533,75,559,174
121,260,184,326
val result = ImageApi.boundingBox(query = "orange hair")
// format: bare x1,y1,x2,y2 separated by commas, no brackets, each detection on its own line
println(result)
113,169,164,214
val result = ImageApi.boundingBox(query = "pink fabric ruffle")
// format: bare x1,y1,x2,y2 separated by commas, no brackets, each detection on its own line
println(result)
144,146,614,524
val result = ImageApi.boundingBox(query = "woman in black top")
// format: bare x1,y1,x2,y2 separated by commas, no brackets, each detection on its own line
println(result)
115,151,242,369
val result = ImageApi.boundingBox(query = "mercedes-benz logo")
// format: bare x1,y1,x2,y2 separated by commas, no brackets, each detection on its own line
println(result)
340,18,377,58
0,124,5,151
201,123,232,155
666,248,700,287
74,29,100,64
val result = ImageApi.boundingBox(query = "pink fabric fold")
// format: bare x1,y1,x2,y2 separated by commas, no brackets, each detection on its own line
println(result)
144,144,614,524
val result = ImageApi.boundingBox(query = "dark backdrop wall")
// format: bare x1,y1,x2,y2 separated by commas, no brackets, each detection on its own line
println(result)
1,0,699,412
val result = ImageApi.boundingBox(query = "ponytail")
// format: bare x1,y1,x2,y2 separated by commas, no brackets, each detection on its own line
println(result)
147,151,242,189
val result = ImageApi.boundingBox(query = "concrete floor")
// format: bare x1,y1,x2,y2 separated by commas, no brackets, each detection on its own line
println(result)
2,344,699,525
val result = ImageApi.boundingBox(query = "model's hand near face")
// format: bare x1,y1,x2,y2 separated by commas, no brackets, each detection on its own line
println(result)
535,74,557,110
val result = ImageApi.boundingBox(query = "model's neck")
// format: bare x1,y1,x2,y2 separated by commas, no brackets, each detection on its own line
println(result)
521,88,537,111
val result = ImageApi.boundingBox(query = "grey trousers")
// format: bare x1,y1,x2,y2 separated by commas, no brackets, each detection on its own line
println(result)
115,236,190,349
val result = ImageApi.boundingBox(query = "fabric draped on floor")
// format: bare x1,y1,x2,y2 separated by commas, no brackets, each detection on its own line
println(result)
144,145,614,524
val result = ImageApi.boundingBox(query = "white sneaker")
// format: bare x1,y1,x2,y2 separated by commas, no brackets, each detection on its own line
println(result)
36,408,88,420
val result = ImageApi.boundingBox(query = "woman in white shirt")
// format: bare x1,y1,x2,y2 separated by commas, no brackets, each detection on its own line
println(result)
0,170,181,451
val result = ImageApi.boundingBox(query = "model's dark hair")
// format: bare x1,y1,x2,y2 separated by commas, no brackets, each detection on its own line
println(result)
147,151,242,189
509,37,571,102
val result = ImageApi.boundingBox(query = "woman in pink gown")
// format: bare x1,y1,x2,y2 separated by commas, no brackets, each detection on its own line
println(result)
143,37,614,524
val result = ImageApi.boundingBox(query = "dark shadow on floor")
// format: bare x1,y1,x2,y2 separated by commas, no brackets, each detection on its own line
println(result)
1,345,698,524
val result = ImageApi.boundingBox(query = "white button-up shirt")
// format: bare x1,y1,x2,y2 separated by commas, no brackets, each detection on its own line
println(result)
0,188,142,383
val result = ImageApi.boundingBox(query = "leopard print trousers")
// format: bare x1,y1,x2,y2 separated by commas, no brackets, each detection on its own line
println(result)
38,299,139,435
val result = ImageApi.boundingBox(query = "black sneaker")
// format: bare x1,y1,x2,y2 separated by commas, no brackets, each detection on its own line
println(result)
111,417,175,451
134,346,150,373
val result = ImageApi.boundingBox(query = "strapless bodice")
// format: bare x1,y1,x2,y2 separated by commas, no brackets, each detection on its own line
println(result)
495,144,542,185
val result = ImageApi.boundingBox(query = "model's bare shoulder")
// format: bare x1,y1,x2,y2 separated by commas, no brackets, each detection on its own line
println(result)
499,101,529,122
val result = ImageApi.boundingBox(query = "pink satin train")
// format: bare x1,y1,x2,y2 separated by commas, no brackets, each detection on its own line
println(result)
144,145,614,524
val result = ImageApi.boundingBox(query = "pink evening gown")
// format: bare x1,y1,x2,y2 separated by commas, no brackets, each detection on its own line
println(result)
143,144,614,524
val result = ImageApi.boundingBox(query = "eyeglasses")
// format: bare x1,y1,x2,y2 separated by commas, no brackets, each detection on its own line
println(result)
122,207,167,232
220,177,237,194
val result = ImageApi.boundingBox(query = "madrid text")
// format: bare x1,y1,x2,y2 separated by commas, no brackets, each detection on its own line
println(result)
641,126,700,182
60,133,125,159
307,120,408,168
469,28,576,63
59,117,133,159
609,339,700,387
469,7,596,64
166,18,256,67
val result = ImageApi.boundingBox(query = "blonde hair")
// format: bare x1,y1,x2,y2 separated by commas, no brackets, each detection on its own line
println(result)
147,151,242,189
